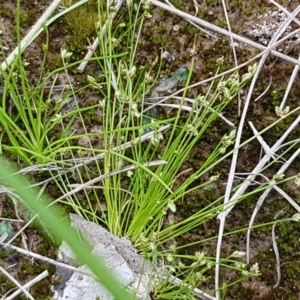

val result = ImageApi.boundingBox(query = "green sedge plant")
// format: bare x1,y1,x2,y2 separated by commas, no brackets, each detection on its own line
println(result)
45,1,265,298
0,0,114,165
0,38,127,165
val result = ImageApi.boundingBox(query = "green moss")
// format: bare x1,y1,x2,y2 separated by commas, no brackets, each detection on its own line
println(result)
226,0,265,16
19,8,40,28
0,4,14,19
205,0,220,6
62,0,102,59
0,274,15,289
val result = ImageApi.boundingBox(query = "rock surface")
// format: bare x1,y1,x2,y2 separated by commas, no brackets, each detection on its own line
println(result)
51,214,156,300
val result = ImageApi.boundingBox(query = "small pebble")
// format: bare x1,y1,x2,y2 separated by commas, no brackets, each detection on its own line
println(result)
162,51,175,63
173,24,180,31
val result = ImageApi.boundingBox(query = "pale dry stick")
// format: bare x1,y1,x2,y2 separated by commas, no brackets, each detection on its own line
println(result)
144,25,300,118
28,137,299,193
269,1,300,27
63,125,170,169
3,190,23,221
0,84,73,96
218,5,300,219
0,0,62,72
254,77,272,102
248,121,276,160
273,184,300,213
1,184,49,250
146,93,235,126
167,275,216,300
158,100,235,127
77,0,124,73
54,160,168,203
2,242,215,300
271,207,290,290
279,53,300,110
167,11,300,103
0,242,97,280
272,211,282,289
4,270,49,300
2,173,61,192
165,0,218,39
0,0,99,73
150,0,300,67
246,147,300,264
192,0,199,16
272,183,300,292
215,7,300,296
0,217,24,222
19,163,70,174
224,1,300,204
67,184,134,200
1,126,171,190
222,111,300,222
217,113,300,299
0,1,100,73
233,172,300,203
274,138,300,152
251,121,295,164
2,202,40,248
0,266,34,300
246,186,274,262
0,232,8,243
219,113,300,222
1,45,9,51
232,173,261,186
0,186,14,195
2,160,167,248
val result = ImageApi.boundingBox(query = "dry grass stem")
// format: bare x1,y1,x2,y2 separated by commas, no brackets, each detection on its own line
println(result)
0,265,35,300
